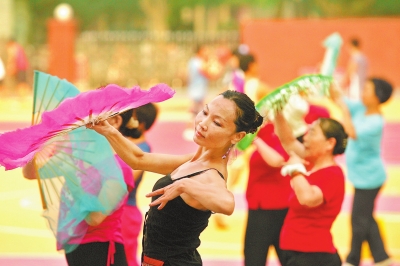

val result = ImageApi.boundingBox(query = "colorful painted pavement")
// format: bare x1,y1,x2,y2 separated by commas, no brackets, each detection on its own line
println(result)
0,90,399,265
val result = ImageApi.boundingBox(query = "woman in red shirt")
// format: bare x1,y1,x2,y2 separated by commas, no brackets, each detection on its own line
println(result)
274,112,348,266
244,122,291,265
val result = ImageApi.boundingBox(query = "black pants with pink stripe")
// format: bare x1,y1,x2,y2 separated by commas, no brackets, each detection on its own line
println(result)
65,242,128,266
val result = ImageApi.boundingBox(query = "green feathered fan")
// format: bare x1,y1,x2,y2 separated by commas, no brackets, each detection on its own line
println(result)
237,74,333,151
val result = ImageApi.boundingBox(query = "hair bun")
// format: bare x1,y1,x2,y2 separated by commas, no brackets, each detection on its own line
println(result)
126,117,139,129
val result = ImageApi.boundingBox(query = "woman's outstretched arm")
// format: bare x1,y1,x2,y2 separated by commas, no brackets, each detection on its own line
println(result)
90,120,192,175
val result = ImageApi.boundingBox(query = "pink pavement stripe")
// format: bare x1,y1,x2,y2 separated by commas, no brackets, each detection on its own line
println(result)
1,120,400,213
146,121,198,154
0,257,396,266
1,121,399,163
341,194,400,213
0,257,67,266
234,193,400,213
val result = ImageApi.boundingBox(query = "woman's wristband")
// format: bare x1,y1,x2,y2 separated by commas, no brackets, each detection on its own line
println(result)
281,163,308,177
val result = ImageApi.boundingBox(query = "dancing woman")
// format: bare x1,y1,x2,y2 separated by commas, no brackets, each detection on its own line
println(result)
273,112,348,266
331,78,393,266
90,90,263,265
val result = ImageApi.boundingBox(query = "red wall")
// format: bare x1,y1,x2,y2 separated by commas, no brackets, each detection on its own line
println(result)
241,18,400,88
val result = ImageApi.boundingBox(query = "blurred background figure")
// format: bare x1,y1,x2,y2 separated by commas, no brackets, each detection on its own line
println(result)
239,52,271,103
5,39,30,97
330,78,393,266
119,103,159,266
274,113,348,266
341,37,369,101
243,121,290,266
183,43,221,141
221,44,248,93
0,56,5,93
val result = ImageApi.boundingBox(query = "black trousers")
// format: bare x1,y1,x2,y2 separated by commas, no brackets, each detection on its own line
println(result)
65,242,128,266
281,250,342,266
244,208,288,266
346,187,390,265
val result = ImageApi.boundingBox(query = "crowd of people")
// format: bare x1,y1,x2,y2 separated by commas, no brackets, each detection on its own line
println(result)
17,37,396,266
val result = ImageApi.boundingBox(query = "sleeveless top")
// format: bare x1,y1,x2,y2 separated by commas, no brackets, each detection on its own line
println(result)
142,168,224,265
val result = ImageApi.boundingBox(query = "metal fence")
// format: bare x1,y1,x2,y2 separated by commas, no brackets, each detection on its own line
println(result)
72,30,240,91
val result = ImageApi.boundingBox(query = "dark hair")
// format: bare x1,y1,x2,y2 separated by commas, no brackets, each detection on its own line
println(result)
231,48,242,60
239,54,256,72
220,90,263,134
350,38,360,48
119,103,159,139
370,78,393,104
318,118,348,155
194,43,206,54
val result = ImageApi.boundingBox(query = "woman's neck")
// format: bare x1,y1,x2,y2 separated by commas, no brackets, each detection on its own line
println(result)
308,154,336,173
191,146,228,165
365,104,381,115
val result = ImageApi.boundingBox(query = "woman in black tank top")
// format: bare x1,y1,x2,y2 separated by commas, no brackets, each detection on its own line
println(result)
89,90,263,265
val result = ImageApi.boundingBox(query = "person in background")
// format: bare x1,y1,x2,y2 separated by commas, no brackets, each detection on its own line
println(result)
89,90,264,265
239,52,271,103
274,111,348,266
118,103,159,266
22,111,136,266
221,45,248,94
5,39,30,96
243,120,290,266
330,78,393,266
341,37,368,101
183,44,221,141
0,57,5,81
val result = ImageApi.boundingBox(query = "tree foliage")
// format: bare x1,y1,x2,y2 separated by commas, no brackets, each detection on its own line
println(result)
26,0,400,44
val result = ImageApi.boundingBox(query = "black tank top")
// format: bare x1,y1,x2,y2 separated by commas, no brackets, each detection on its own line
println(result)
142,168,224,265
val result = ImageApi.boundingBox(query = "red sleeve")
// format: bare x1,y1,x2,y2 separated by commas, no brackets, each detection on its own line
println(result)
310,166,344,203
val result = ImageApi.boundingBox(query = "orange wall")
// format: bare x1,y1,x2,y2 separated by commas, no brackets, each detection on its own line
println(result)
241,18,400,89
48,19,77,83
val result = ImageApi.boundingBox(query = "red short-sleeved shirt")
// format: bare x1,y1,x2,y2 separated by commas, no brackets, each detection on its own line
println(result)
246,123,291,210
280,166,345,253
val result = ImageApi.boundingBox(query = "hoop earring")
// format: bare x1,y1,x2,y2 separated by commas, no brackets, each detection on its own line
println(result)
222,145,233,159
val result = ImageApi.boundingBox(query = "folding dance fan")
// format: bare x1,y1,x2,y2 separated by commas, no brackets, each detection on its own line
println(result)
236,74,333,151
0,71,175,252
0,73,175,170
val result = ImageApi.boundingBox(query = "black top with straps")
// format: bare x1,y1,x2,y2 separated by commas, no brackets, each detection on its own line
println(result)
142,168,224,265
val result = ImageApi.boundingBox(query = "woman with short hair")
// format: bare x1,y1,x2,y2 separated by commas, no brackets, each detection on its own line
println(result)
274,112,348,266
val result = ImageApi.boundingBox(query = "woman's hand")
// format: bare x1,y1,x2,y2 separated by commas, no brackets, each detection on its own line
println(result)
86,120,117,136
329,82,344,104
146,180,184,210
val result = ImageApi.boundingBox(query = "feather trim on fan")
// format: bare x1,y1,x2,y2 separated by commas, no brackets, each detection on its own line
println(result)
237,74,333,151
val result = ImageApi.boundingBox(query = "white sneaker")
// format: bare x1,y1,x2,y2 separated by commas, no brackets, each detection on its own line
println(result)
342,263,355,266
375,258,393,266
